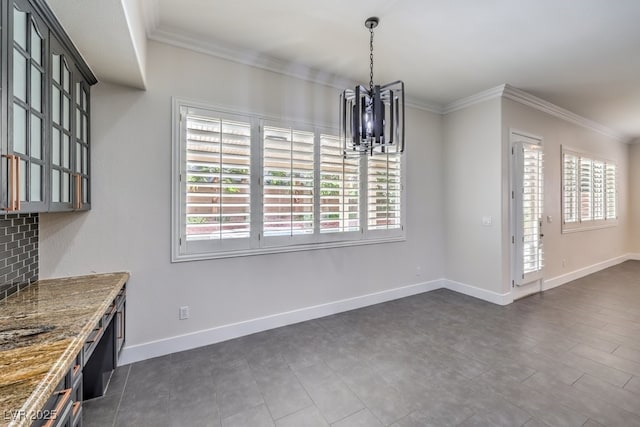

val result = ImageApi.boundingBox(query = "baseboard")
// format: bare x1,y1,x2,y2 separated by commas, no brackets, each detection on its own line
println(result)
118,278,445,365
628,253,640,261
443,279,512,306
542,254,631,291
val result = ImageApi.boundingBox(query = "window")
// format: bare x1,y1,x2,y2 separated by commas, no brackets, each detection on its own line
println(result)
263,126,314,238
320,135,360,233
368,155,402,231
173,100,404,261
562,147,617,232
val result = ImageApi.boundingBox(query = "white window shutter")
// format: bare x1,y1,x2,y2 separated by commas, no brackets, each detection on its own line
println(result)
562,152,578,224
515,141,544,285
605,163,617,220
185,116,251,241
367,154,401,230
263,126,314,237
320,135,360,233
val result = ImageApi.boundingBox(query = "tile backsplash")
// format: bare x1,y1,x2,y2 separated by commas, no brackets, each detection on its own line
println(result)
0,213,39,300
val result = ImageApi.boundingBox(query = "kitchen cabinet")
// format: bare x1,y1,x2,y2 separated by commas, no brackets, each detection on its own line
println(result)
0,272,128,427
33,352,83,427
1,0,96,213
32,282,126,426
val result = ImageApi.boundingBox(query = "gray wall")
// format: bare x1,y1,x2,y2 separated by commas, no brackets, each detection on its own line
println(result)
39,41,445,362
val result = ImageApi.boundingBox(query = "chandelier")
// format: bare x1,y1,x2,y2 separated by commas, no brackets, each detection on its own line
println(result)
340,17,405,157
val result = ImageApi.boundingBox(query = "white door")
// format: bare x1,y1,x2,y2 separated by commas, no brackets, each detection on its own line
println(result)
511,131,544,300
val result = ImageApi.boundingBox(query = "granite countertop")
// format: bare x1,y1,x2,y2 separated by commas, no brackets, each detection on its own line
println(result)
0,272,129,427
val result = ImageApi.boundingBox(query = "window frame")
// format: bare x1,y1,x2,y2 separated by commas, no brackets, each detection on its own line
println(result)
171,98,406,262
561,146,618,233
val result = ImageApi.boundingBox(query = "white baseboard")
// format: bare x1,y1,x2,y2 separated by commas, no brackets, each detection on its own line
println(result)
542,254,631,291
119,254,640,365
118,278,445,365
444,279,512,306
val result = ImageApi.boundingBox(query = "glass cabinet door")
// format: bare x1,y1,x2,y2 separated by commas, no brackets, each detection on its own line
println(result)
74,73,90,209
7,0,47,212
49,37,74,210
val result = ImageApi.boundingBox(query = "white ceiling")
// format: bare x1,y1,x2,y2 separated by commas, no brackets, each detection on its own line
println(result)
49,0,640,142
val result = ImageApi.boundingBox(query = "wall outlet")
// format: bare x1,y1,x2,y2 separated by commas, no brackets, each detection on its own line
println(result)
179,306,190,320
415,266,422,277
562,259,567,268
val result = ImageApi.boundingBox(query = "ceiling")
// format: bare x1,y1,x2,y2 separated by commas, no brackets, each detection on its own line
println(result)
48,0,640,142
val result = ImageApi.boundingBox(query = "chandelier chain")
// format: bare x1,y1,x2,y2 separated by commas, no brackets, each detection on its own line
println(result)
369,26,374,91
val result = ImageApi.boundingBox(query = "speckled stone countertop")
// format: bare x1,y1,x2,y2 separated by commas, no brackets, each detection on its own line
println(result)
0,272,129,427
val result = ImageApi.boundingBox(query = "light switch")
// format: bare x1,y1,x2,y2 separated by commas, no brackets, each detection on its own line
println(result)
481,216,492,226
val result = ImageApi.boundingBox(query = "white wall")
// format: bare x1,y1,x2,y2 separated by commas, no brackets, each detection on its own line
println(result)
39,41,444,361
630,143,640,254
443,98,506,297
502,99,630,283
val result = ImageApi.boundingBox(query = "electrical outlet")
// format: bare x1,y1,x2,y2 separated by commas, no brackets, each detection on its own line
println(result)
562,259,567,268
179,306,190,320
415,266,422,277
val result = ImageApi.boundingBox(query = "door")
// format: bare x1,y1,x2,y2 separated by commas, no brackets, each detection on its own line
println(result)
511,131,544,300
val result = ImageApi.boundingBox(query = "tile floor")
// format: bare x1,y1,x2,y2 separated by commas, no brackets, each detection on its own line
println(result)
84,261,640,426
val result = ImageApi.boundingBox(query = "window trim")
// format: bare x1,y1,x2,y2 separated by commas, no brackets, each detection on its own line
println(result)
561,145,618,234
171,97,406,262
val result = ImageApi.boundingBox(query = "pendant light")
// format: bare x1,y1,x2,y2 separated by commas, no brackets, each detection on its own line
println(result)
340,17,405,157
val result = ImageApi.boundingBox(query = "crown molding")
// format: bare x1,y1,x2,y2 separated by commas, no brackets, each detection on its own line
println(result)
141,0,160,37
148,26,630,139
501,84,629,143
444,84,630,143
148,27,442,114
442,85,506,114
150,27,359,92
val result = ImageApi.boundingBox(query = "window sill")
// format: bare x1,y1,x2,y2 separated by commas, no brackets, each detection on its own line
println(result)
172,234,406,263
562,221,618,234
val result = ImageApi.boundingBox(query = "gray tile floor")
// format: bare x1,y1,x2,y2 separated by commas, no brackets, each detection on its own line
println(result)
84,261,640,426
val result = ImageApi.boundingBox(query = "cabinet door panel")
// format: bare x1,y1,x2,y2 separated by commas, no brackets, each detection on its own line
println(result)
30,65,42,111
30,163,41,201
3,0,95,213
13,51,27,102
6,1,48,212
30,113,41,158
13,104,27,154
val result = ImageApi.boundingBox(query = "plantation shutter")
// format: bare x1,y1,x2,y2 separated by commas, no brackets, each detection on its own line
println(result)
367,154,401,230
185,115,251,242
320,135,360,233
263,126,314,237
514,141,544,285
592,160,605,220
579,157,593,221
605,163,617,220
562,152,578,224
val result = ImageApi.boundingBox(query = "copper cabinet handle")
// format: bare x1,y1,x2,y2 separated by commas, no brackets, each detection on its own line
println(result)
2,155,19,211
117,311,124,339
72,401,81,416
86,326,103,344
42,388,72,427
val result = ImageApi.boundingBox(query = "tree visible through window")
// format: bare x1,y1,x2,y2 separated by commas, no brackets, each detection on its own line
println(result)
173,102,404,261
185,116,251,241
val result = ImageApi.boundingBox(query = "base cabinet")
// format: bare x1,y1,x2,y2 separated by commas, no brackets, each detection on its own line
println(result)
32,284,126,427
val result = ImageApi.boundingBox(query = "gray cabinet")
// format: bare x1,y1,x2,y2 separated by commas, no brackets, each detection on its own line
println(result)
33,284,126,427
1,0,96,213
